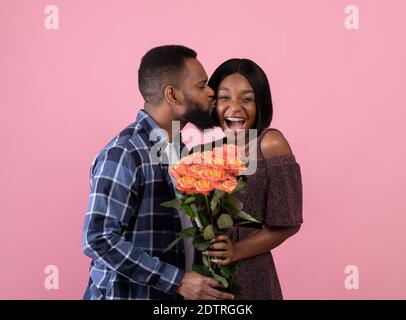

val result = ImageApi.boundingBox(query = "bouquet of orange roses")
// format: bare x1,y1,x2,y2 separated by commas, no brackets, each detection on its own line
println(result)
161,144,262,293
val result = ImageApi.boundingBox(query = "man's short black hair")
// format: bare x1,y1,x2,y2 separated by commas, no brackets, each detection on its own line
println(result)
138,45,197,104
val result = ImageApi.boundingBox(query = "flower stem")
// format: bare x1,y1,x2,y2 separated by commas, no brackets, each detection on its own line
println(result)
204,194,216,270
204,194,211,215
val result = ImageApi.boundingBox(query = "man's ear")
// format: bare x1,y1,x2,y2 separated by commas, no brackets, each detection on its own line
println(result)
164,85,183,105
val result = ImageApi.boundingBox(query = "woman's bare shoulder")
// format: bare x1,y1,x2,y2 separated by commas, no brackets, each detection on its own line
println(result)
260,128,293,160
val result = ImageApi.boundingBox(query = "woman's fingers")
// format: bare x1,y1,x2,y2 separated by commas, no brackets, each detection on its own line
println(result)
204,234,234,265
211,234,231,244
211,258,231,265
203,250,229,258
210,242,228,250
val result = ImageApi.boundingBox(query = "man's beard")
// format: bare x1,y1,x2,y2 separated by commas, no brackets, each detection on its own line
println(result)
181,94,215,131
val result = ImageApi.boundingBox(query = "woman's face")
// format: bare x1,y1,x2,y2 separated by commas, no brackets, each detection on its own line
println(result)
215,73,256,134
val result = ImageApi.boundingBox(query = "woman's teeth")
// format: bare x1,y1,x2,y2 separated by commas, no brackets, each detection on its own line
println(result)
225,117,246,130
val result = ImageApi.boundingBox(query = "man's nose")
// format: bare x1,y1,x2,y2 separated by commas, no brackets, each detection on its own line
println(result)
208,95,216,105
207,85,215,97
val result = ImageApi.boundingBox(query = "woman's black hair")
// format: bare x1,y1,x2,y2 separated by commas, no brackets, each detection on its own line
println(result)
208,58,273,136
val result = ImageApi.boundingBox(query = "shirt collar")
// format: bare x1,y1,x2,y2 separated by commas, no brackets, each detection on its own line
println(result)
135,109,184,151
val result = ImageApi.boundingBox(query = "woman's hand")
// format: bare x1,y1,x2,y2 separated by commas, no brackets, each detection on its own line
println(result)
202,234,236,265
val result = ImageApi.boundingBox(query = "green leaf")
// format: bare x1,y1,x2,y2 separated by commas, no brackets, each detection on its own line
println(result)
193,237,211,251
217,213,234,230
231,176,246,193
192,264,212,277
160,198,181,209
212,206,220,216
224,193,244,214
193,194,207,207
229,281,242,296
198,212,210,228
220,263,238,279
175,189,187,200
162,227,197,253
190,203,198,216
178,227,197,238
238,210,262,224
183,197,196,205
234,219,261,227
202,254,211,268
211,190,225,211
210,271,229,288
197,204,207,211
162,236,183,253
179,204,195,218
203,224,215,240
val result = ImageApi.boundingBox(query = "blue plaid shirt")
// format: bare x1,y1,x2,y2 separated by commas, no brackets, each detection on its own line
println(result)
82,110,188,300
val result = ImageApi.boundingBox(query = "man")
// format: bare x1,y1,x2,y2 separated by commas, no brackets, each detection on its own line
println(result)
82,45,234,300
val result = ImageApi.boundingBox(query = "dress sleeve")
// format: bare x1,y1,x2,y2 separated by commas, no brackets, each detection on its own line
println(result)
264,155,303,227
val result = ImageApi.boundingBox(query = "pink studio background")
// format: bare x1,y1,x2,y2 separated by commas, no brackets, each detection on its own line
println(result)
1,0,405,299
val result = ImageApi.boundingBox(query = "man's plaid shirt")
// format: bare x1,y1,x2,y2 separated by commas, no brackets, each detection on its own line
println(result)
82,110,188,300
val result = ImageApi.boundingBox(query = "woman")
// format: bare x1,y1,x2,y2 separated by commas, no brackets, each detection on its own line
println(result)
199,58,303,300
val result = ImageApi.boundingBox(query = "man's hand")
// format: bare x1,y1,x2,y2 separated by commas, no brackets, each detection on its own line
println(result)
202,234,236,265
177,272,235,300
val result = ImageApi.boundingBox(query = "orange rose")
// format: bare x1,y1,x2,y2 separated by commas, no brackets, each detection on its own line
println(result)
194,179,214,195
223,144,242,157
170,145,246,195
201,151,214,166
223,145,242,164
170,163,189,178
212,147,226,166
224,159,246,176
201,166,227,182
177,176,196,195
181,153,202,165
187,164,203,179
216,177,238,193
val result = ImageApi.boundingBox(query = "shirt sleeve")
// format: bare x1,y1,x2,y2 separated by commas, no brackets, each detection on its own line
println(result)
264,155,303,227
82,146,184,295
